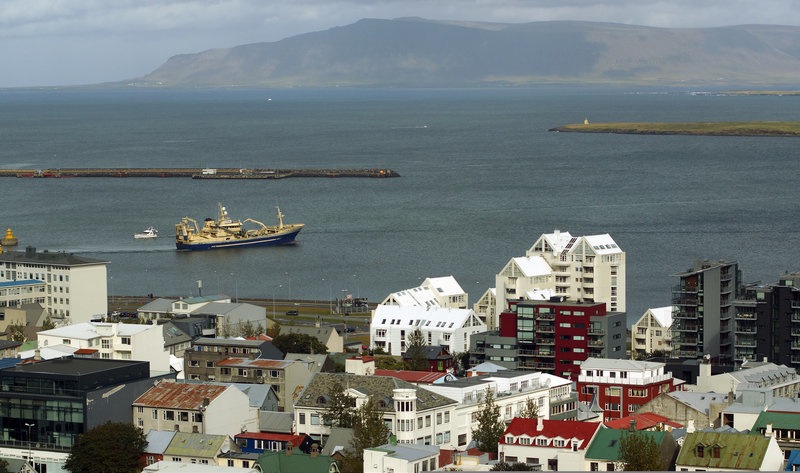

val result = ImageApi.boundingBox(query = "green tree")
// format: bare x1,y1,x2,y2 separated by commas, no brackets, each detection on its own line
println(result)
321,381,356,428
617,431,665,471
492,462,536,471
342,396,391,473
272,332,328,354
41,314,56,330
403,328,427,371
472,387,505,454
518,397,539,419
64,421,148,473
239,320,256,338
6,322,25,342
0,458,11,473
374,355,404,370
266,323,281,340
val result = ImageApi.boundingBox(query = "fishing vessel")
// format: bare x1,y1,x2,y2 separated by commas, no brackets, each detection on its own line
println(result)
175,203,303,251
134,227,159,239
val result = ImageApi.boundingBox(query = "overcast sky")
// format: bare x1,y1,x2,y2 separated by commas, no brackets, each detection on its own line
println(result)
2,0,800,88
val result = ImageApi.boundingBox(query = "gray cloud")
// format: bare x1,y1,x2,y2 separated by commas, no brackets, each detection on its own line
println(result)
2,0,799,87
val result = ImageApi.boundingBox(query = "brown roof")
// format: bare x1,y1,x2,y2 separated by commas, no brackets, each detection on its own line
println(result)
133,381,228,409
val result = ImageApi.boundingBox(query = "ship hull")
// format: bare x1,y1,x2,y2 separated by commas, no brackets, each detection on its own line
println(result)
175,226,302,251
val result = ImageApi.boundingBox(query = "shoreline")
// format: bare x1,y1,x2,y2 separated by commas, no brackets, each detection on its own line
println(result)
549,121,800,137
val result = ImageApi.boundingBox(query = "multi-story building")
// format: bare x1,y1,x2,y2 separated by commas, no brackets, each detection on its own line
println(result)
369,305,487,357
576,358,676,422
380,276,468,309
733,273,800,367
183,338,284,381
471,300,626,379
133,380,257,437
671,259,741,364
0,246,108,323
631,306,672,358
422,370,576,450
0,279,45,317
37,321,171,373
498,417,602,471
0,357,169,472
293,372,459,449
212,358,313,412
487,230,625,329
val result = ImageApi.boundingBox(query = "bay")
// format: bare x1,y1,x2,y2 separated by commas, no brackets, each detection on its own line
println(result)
1,87,798,325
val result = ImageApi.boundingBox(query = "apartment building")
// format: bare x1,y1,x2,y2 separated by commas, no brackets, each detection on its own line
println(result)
671,259,741,364
471,300,626,379
488,230,625,329
576,358,676,422
183,338,284,381
0,246,108,323
380,276,468,309
631,306,672,358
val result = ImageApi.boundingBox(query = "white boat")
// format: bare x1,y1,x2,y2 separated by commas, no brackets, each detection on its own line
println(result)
134,227,159,239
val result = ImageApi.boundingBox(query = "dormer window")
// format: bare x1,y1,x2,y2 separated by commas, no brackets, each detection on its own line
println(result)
711,445,721,458
316,396,329,406
696,444,704,458
506,436,514,443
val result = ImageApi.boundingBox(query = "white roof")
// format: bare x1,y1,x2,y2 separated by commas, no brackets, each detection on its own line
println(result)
648,306,673,327
580,357,665,372
512,256,553,277
422,276,465,297
525,288,554,300
372,305,479,329
583,233,623,255
38,321,156,339
19,345,78,360
540,230,575,253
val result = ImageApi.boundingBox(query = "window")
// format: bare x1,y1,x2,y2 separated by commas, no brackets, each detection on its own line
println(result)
437,413,442,424
164,410,175,421
311,414,320,425
711,446,720,458
206,361,214,368
101,339,111,349
444,411,450,423
299,413,306,424
696,445,704,458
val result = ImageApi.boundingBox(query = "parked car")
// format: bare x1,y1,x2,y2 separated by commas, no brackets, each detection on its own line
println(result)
286,309,299,316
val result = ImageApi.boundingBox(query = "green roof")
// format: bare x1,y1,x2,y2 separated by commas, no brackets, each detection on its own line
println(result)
256,450,339,473
163,432,228,458
676,431,769,470
584,428,668,461
751,411,800,431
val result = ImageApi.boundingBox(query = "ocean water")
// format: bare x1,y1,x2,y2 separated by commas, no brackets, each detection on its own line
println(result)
1,86,799,325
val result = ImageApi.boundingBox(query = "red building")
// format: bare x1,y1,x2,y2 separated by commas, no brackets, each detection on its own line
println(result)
498,300,627,380
576,358,676,422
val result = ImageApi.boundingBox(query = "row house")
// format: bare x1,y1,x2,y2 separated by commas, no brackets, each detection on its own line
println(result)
213,358,313,412
498,417,602,471
133,380,257,437
488,230,626,330
369,304,486,357
675,430,784,471
696,357,800,398
576,357,676,422
380,276,468,310
293,372,459,449
234,431,314,454
0,246,108,323
37,321,171,373
422,370,576,449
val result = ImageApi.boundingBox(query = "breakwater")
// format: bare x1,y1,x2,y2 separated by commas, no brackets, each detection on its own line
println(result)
0,167,400,179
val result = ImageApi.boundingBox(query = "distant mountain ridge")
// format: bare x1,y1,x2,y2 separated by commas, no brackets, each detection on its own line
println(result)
135,18,800,88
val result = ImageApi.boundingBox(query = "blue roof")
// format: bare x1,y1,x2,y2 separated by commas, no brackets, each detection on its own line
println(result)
785,450,800,471
0,279,43,287
0,358,21,370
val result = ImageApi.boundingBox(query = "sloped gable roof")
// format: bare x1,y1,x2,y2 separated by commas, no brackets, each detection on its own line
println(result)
510,256,552,277
676,431,770,470
164,432,229,458
751,411,800,431
500,418,600,450
604,412,683,430
133,381,229,409
584,428,669,461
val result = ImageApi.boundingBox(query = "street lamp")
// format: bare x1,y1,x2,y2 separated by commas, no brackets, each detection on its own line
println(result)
272,284,282,317
24,422,34,467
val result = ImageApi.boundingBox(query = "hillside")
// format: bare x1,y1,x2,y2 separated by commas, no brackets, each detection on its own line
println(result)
134,18,800,88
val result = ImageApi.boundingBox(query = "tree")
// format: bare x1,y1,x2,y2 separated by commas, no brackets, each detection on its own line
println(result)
492,462,536,471
321,381,356,428
0,458,11,473
272,332,328,354
403,328,427,371
375,356,404,370
239,320,256,338
64,421,148,473
617,430,665,471
472,387,505,454
266,323,281,340
41,314,56,330
342,396,391,473
518,397,539,419
6,322,25,342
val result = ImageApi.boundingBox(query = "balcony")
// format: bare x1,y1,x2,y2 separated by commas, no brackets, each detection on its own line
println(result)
672,324,699,332
736,312,756,319
537,325,555,333
536,313,555,320
536,337,555,345
535,362,555,370
588,339,604,347
673,310,699,320
533,350,555,357
588,328,605,335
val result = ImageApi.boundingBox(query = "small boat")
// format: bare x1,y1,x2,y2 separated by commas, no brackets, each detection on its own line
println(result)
174,203,303,251
134,227,159,239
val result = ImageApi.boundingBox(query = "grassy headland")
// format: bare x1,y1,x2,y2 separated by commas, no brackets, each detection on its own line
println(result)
549,121,800,137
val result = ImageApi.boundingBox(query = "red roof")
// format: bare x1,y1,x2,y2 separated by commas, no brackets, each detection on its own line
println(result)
373,369,449,384
73,348,98,354
236,432,306,443
500,418,601,450
604,412,683,430
133,381,228,409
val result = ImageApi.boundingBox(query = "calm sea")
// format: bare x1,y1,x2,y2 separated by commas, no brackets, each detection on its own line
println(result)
1,87,799,325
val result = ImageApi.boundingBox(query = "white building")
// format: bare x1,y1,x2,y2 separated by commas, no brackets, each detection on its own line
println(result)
380,276,468,309
293,372,459,449
0,246,108,324
364,442,440,473
631,306,672,358
370,305,486,356
0,280,46,314
695,358,800,398
422,370,575,449
134,381,257,437
498,417,602,471
37,321,171,373
491,230,626,329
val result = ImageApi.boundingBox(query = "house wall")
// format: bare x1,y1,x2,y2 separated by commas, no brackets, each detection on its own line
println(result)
500,444,586,471
205,387,258,437
68,265,108,324
637,395,712,429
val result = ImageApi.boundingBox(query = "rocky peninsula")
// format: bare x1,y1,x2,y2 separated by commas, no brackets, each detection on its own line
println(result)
549,121,800,137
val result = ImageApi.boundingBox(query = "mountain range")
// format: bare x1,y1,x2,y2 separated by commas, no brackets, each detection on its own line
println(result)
133,18,800,88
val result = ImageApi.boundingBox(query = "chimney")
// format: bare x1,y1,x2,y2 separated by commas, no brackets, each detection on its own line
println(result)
687,420,695,434
766,423,774,438
310,443,319,457
629,418,637,432
34,349,42,361
285,442,293,456
537,416,544,431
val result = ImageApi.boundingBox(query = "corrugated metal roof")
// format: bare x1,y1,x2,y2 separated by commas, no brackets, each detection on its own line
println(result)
133,381,228,409
676,431,770,470
164,432,228,458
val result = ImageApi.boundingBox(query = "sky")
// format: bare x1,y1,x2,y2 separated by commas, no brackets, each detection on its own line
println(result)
2,0,800,88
